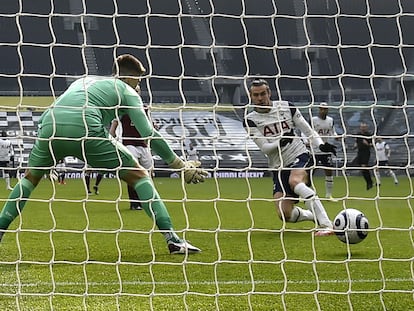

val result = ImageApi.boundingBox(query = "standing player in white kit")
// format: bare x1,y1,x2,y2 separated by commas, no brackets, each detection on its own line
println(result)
310,103,339,200
374,137,398,186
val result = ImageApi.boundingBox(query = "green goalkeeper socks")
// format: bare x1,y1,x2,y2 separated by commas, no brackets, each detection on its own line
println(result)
133,177,181,243
0,178,35,230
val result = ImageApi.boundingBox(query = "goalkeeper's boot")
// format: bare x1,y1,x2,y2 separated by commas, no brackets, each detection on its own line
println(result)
93,186,99,195
0,231,4,242
168,240,201,254
315,228,335,237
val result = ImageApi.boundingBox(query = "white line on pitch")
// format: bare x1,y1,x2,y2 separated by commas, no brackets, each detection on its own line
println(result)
0,278,411,288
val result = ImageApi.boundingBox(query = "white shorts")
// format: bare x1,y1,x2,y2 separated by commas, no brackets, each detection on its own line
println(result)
126,145,153,171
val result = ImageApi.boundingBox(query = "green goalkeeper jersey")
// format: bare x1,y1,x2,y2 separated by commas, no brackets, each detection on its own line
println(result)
31,76,176,171
41,76,145,135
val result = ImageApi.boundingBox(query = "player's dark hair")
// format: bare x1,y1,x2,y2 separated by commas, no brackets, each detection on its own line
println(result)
112,54,146,77
249,79,269,90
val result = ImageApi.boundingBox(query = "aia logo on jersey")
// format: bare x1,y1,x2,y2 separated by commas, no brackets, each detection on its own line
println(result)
263,121,290,136
318,129,331,135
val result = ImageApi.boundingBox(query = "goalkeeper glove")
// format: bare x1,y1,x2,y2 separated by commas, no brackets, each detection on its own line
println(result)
169,157,208,184
319,142,337,156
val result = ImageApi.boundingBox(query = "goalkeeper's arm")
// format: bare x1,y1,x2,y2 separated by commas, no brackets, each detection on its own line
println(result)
148,134,208,184
127,108,208,183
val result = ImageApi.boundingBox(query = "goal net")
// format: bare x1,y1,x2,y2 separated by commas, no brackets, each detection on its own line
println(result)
0,0,413,310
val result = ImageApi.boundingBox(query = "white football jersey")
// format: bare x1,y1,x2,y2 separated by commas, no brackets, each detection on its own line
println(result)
245,101,323,168
0,138,13,161
375,141,389,162
311,116,336,143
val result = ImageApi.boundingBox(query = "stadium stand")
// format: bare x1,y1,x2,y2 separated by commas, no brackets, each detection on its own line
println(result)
0,110,268,175
8,104,410,178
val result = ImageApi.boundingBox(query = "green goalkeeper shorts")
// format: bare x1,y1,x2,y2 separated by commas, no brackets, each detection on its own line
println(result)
28,122,139,178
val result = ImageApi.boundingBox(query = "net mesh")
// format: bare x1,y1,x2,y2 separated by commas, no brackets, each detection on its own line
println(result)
0,0,413,310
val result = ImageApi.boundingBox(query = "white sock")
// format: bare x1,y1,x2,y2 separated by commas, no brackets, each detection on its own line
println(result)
389,170,398,184
294,183,332,228
293,182,314,198
374,169,381,185
325,175,333,197
288,206,314,223
5,174,10,188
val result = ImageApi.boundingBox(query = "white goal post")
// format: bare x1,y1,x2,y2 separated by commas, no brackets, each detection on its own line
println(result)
0,1,413,310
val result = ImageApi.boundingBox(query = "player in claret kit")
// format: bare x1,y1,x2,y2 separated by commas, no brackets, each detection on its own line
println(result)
0,54,208,254
109,81,157,211
109,86,154,211
244,79,337,236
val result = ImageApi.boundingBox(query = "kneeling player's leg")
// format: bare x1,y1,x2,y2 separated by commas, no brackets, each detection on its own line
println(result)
274,194,314,223
290,170,332,229
272,171,314,223
293,182,332,228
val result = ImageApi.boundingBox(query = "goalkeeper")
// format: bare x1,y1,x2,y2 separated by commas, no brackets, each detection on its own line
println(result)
0,54,208,254
245,79,337,236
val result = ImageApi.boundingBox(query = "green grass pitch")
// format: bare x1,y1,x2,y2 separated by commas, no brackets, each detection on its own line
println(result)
0,175,413,310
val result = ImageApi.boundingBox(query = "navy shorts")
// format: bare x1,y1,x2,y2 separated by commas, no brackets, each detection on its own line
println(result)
272,153,312,197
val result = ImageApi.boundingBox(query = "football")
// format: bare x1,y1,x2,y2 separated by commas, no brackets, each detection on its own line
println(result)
333,208,369,244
